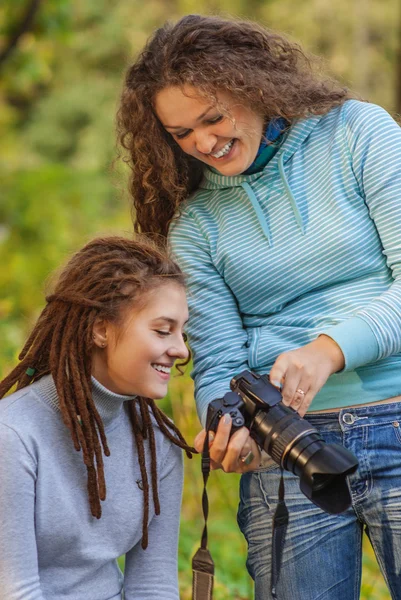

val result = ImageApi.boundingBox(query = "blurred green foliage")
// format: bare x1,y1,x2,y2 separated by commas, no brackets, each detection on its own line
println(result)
1,0,399,597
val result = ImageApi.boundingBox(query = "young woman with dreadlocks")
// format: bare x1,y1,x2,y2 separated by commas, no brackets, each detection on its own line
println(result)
0,235,193,600
117,13,401,600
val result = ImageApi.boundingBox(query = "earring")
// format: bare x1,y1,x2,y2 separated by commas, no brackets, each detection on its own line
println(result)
101,342,106,348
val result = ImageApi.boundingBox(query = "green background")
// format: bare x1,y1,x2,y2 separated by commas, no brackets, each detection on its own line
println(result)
1,0,400,597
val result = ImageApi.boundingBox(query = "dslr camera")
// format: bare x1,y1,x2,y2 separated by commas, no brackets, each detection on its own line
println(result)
206,369,358,514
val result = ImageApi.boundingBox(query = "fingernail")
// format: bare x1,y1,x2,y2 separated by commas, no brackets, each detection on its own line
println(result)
208,431,215,442
223,414,231,424
272,380,282,390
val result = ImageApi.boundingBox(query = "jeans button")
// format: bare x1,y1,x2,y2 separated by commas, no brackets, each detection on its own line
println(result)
343,413,355,425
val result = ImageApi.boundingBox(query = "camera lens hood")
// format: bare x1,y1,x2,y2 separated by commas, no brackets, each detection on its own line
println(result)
299,444,358,514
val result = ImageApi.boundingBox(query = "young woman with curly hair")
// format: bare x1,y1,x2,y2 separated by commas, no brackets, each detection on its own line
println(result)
117,14,401,599
0,236,193,600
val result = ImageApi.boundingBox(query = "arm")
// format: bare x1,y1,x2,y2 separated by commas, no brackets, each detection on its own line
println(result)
271,102,401,414
0,423,45,600
321,101,401,368
169,210,261,471
123,444,183,600
169,209,250,427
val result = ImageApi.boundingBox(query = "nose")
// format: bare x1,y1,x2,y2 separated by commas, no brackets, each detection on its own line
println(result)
194,130,217,155
168,335,189,360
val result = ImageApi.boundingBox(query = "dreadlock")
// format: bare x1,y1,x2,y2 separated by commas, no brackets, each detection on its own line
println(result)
0,235,195,548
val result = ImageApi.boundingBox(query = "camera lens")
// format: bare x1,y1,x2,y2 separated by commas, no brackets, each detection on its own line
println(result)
229,370,358,514
251,402,358,514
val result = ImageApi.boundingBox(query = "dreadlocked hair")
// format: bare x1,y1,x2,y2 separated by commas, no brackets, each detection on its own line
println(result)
116,14,355,238
0,235,195,548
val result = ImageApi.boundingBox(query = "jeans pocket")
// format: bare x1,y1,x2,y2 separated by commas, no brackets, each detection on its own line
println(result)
238,471,273,534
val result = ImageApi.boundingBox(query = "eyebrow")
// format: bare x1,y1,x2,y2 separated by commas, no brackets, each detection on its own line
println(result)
164,107,213,130
152,316,189,325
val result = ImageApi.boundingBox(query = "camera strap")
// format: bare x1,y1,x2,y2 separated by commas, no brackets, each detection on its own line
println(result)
271,470,289,599
193,432,289,600
192,433,215,600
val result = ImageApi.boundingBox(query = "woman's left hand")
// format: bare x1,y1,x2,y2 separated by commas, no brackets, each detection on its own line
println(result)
269,334,345,416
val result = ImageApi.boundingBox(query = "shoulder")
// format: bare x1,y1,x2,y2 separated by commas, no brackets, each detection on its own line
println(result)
0,388,39,463
0,377,59,443
169,187,235,250
336,99,398,131
0,386,36,430
171,188,216,225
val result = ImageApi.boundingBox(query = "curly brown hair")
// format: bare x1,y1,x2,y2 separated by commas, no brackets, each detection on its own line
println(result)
116,14,353,237
0,236,194,549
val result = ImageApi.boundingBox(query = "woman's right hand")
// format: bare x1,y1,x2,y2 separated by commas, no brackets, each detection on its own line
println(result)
194,415,261,473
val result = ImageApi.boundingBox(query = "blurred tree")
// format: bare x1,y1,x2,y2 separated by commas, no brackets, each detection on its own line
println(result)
0,0,41,67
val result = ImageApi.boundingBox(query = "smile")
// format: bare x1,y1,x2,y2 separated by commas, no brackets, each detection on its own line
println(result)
151,363,171,375
210,139,234,159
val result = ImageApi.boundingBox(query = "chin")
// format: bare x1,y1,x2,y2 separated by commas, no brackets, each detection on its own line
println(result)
218,162,250,177
143,386,168,400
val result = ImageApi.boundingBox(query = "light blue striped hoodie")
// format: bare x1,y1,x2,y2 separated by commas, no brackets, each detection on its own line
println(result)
169,100,401,425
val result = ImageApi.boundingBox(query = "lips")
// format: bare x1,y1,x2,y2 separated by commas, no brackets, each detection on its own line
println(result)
151,363,173,382
209,138,235,160
210,139,235,159
151,363,171,373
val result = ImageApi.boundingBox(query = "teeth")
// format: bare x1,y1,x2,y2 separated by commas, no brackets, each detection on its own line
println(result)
211,139,234,158
152,364,171,374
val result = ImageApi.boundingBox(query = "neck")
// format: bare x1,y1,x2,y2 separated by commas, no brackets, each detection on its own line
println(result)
34,374,136,429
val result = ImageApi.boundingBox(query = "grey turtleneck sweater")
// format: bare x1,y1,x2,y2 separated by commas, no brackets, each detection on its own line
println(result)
0,375,183,600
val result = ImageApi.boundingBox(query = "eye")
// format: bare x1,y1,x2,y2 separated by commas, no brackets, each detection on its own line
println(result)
155,330,170,337
176,130,191,140
207,115,223,124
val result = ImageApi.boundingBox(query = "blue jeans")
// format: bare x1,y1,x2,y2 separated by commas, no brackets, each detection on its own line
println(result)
237,402,401,600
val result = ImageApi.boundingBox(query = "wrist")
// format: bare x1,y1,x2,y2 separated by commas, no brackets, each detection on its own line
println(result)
314,334,345,373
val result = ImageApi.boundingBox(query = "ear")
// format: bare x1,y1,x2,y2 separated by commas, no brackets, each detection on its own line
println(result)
92,318,109,348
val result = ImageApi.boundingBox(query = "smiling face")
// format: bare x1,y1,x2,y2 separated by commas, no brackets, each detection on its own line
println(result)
91,282,189,398
154,85,265,176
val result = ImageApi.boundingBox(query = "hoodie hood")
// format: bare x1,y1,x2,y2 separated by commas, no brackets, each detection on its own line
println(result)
198,114,324,243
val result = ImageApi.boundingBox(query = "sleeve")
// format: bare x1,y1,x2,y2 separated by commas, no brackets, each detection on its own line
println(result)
0,423,45,600
321,101,401,371
123,444,184,600
169,209,250,426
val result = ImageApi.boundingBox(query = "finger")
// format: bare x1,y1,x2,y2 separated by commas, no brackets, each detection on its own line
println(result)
209,414,233,464
280,362,303,405
220,427,251,472
240,447,262,472
239,439,253,459
234,438,262,473
194,429,206,453
194,429,216,453
288,375,312,411
297,387,319,417
269,354,288,391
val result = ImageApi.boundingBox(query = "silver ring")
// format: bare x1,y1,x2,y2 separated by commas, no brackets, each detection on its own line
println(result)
240,450,255,466
296,388,305,396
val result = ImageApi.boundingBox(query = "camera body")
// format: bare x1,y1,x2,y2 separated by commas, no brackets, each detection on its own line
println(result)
206,370,358,514
206,371,283,442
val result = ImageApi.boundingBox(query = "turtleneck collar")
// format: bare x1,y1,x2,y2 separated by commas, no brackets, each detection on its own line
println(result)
33,374,136,430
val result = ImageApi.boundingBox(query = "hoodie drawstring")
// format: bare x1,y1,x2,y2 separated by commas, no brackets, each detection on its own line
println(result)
241,182,272,247
240,155,305,244
278,153,305,234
